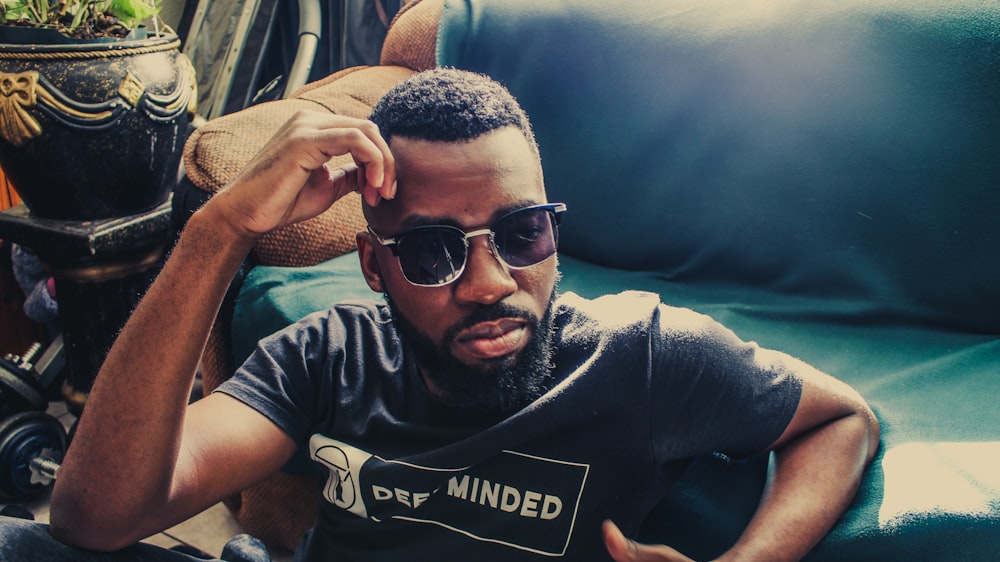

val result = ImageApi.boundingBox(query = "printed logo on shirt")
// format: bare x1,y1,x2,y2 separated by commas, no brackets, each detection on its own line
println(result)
309,434,590,557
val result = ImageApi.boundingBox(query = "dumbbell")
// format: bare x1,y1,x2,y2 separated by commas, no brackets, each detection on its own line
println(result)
0,338,65,417
0,340,68,500
0,344,47,416
0,410,66,500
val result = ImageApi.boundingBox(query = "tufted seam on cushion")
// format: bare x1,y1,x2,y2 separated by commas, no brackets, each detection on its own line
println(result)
299,66,417,117
381,0,442,70
285,66,366,99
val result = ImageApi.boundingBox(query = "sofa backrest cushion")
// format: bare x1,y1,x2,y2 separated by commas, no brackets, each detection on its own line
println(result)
436,0,1000,332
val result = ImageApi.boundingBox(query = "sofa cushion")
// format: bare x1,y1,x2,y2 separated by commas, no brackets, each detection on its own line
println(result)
436,0,1000,333
379,0,442,71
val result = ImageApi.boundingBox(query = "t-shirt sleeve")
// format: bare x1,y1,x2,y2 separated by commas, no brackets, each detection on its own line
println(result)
649,304,805,460
214,312,331,450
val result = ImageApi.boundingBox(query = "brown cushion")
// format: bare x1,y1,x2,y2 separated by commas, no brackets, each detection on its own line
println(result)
381,0,443,71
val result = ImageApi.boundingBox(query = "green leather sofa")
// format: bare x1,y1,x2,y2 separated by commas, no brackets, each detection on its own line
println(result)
210,0,1000,558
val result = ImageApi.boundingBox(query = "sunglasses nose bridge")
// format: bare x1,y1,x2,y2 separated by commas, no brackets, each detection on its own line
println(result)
462,227,498,257
453,229,517,305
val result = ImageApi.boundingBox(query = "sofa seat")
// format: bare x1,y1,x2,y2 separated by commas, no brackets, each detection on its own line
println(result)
188,0,1000,557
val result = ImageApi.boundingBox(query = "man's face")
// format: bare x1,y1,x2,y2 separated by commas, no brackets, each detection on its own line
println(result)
358,126,559,414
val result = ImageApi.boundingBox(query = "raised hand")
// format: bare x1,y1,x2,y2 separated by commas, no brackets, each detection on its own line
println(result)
210,110,397,240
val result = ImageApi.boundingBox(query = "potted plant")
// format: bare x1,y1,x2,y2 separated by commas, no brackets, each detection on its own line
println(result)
0,0,196,221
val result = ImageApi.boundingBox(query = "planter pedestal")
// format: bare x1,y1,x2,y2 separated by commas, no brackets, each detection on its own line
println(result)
0,30,194,414
0,200,172,414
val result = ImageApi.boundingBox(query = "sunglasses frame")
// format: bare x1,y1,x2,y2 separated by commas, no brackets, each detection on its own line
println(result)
367,202,567,287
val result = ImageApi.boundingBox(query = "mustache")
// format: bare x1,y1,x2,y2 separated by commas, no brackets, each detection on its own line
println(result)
443,302,541,343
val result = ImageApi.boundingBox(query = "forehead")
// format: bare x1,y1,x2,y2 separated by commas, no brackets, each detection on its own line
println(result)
373,127,546,231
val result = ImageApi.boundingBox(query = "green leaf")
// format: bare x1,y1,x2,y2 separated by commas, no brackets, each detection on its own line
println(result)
0,0,32,22
108,0,159,29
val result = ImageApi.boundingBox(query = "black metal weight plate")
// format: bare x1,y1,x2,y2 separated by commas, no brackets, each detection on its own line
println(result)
0,411,67,500
0,359,47,413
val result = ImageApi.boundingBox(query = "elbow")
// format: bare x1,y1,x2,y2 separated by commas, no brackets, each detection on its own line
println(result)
836,401,881,471
49,515,142,553
49,487,146,552
47,523,119,553
831,382,881,467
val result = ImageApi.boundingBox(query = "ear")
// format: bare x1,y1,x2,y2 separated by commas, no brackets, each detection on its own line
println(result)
356,231,386,293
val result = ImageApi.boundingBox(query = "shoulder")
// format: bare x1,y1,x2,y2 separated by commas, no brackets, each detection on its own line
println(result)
259,299,396,353
327,299,394,328
555,291,660,329
292,299,393,332
554,290,717,340
553,291,760,373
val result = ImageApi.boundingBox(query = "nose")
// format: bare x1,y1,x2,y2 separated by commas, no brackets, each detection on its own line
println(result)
453,235,517,305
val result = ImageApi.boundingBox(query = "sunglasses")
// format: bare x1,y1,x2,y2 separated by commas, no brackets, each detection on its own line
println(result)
367,203,567,287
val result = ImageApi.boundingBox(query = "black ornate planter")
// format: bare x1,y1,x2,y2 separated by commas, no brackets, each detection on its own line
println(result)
0,28,195,220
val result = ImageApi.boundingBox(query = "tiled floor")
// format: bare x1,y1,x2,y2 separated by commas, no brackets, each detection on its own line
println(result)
17,401,295,561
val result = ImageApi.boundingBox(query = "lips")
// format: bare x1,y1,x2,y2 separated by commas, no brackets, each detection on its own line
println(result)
454,318,529,359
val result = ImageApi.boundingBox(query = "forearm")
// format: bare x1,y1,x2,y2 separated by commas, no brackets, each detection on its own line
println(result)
48,112,395,550
719,411,880,562
50,203,257,549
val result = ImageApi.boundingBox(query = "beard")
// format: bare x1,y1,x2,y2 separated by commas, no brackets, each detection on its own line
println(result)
387,291,558,416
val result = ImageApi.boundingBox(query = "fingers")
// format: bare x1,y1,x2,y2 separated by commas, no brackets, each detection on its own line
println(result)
322,162,384,208
307,114,396,206
212,111,399,238
265,110,395,195
602,520,696,562
350,121,397,204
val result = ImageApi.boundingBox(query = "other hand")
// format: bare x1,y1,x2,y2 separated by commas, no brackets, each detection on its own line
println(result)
603,520,697,562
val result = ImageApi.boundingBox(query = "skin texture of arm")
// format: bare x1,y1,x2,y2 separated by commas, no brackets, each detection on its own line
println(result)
48,111,396,551
604,366,880,562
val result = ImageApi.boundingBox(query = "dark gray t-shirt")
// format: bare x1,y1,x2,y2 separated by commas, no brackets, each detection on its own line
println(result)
218,291,804,560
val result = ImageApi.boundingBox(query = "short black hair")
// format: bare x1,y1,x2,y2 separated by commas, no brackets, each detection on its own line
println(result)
368,67,539,154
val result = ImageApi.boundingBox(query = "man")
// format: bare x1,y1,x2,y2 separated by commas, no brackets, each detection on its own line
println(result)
0,68,878,561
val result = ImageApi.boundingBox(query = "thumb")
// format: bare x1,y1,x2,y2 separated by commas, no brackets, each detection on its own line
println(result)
603,520,639,561
602,520,695,562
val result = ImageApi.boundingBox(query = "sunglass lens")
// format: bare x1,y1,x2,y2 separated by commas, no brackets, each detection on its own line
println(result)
397,228,467,286
495,209,557,268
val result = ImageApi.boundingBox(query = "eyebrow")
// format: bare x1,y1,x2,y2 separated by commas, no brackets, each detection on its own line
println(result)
394,199,542,233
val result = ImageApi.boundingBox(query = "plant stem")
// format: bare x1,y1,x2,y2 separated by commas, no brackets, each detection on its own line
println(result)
69,2,88,31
